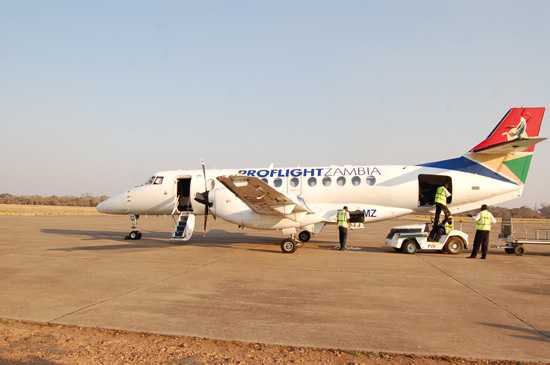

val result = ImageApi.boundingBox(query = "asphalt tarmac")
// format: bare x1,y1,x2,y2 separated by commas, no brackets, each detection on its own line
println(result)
0,215,549,361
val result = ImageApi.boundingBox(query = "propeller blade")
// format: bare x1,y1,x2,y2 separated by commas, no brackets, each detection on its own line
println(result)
201,160,209,235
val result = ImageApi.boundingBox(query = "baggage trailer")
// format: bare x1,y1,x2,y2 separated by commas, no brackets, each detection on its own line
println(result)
498,217,550,256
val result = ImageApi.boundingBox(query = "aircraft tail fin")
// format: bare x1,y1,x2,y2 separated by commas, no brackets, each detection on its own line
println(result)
468,107,546,184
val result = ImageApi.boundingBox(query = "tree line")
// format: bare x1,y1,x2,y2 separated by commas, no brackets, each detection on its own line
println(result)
0,193,108,207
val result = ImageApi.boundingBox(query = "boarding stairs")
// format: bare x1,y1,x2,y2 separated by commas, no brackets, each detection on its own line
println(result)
171,211,195,241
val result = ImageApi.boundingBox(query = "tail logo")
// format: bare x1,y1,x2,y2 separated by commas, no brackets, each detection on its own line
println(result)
502,116,529,141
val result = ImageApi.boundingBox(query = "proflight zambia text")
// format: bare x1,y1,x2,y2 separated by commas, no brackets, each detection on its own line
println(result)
237,167,382,178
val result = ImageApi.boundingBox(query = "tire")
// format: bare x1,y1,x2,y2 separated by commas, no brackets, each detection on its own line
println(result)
128,230,141,240
281,240,297,254
298,230,311,243
402,239,418,254
505,248,514,254
514,245,525,256
445,237,464,255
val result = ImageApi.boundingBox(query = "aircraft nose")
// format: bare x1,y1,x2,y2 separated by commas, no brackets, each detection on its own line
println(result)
96,193,128,214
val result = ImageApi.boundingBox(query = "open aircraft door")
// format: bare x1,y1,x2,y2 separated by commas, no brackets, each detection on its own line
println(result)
418,174,453,207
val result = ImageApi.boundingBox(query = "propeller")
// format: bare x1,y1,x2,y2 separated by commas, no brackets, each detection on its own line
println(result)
194,160,214,235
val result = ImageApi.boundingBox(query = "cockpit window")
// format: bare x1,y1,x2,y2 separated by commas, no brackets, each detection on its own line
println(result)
153,176,164,185
146,176,155,185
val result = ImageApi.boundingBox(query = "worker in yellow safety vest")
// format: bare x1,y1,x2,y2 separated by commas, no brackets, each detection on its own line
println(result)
336,206,350,251
468,204,497,259
433,183,452,226
444,217,454,235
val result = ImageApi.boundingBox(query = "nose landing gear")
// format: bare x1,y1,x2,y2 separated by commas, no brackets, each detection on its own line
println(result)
125,214,142,240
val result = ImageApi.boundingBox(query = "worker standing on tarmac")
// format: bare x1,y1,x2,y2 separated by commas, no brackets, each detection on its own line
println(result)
337,206,350,251
468,204,497,259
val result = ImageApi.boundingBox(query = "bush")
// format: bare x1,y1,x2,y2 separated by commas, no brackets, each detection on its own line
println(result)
0,194,108,207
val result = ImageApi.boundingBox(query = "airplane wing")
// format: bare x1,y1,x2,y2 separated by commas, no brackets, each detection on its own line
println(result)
216,175,311,216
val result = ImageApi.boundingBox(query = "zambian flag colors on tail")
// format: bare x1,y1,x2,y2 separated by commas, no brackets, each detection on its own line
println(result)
468,107,546,185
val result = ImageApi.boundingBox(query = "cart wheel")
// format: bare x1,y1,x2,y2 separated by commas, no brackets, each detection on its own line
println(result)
402,239,418,254
281,239,297,254
505,248,514,254
445,237,464,255
513,245,525,256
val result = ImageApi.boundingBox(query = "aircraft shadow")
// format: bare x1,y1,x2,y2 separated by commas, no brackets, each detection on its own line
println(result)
480,322,550,343
43,228,328,252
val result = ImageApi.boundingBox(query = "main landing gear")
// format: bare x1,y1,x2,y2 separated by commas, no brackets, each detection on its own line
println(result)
298,230,311,243
280,234,304,254
125,214,142,240
280,230,312,253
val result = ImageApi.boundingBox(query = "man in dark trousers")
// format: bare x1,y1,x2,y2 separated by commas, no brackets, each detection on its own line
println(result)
336,206,350,251
468,204,497,259
430,183,452,241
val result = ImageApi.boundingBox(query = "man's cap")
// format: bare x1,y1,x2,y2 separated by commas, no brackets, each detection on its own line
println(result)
481,204,488,210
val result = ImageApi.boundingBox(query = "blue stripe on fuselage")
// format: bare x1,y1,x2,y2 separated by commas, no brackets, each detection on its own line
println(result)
419,156,517,185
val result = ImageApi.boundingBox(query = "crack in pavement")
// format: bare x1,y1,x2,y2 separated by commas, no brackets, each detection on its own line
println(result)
419,256,550,341
48,253,230,323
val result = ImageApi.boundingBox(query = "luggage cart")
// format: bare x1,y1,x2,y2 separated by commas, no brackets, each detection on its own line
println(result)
498,218,550,256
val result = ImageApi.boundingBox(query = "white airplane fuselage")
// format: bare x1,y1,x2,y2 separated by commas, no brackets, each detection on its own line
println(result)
97,164,520,233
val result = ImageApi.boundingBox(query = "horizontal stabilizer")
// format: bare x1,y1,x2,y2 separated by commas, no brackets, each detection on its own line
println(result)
473,137,547,154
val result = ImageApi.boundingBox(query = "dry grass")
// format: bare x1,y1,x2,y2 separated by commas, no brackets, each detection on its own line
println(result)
0,204,100,216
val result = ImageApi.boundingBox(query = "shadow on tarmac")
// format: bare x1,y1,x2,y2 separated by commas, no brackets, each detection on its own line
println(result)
43,228,307,252
481,322,550,343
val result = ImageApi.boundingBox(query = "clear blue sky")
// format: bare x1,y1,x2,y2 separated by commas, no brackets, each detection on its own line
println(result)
1,1,549,207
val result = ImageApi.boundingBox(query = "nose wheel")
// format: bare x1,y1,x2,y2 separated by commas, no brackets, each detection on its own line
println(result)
126,230,142,240
125,214,142,240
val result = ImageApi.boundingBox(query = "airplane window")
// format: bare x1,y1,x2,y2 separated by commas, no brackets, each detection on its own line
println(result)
153,176,164,185
274,178,283,188
290,177,300,187
308,177,317,187
337,176,346,186
322,177,332,186
261,178,269,184
366,175,377,186
352,176,361,186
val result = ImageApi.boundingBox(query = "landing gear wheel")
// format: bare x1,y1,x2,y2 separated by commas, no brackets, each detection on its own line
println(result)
281,239,297,254
445,237,464,255
298,230,311,243
402,239,418,254
126,230,142,240
514,245,524,256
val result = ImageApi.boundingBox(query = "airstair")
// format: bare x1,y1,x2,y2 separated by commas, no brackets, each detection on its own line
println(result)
172,212,195,241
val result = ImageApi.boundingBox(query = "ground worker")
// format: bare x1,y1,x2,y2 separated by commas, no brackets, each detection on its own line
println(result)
468,204,497,259
444,216,454,235
337,206,350,251
433,183,452,226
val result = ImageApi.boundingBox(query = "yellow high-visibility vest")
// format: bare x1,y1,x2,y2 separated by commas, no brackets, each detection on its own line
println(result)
445,222,454,235
337,210,348,228
434,186,448,206
476,211,492,231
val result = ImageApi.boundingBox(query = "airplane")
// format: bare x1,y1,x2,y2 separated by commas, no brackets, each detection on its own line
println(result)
97,107,546,253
